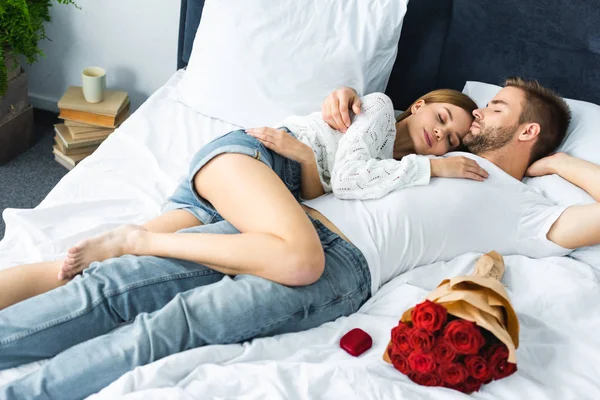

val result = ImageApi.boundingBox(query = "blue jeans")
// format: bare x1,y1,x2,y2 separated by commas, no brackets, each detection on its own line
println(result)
0,219,370,399
162,128,302,224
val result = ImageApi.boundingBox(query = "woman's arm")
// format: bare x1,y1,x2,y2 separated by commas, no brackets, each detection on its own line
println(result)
245,127,325,200
528,153,600,249
298,152,326,200
331,93,432,200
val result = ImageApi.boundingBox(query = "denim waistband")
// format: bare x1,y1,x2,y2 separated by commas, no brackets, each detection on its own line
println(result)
306,213,371,290
306,214,339,244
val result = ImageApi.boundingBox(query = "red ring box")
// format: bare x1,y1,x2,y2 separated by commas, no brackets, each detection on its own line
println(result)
340,328,373,357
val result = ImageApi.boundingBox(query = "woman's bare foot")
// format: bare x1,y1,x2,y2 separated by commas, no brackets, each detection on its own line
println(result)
58,224,147,280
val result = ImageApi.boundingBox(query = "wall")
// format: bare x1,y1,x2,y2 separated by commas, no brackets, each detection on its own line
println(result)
21,0,181,113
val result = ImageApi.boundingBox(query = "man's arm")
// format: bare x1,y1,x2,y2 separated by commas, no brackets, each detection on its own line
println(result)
321,87,362,132
528,153,600,248
547,203,600,249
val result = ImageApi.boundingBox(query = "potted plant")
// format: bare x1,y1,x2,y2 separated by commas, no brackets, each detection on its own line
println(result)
1,0,79,96
0,0,78,164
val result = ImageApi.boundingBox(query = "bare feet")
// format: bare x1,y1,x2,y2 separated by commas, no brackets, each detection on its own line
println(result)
58,224,147,280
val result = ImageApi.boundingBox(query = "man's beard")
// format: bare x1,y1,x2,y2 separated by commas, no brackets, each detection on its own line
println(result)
463,123,519,154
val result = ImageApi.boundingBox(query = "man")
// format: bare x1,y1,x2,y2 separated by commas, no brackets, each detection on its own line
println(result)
1,78,599,399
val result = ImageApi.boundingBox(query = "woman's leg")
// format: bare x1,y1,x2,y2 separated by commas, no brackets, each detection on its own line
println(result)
0,210,203,310
141,209,203,233
58,209,204,279
64,154,325,286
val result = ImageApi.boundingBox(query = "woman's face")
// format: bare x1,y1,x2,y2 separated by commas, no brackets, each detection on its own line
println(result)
405,101,474,156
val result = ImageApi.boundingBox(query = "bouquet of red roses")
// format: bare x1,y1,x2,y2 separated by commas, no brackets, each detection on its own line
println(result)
383,251,519,394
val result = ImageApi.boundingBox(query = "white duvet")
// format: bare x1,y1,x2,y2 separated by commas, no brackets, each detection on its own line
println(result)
1,71,600,399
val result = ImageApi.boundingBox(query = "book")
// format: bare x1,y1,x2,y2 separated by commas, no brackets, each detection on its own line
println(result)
67,124,113,136
54,154,74,170
58,86,129,117
58,101,130,128
66,125,113,140
53,146,91,167
64,119,100,128
64,118,124,130
54,137,99,156
54,124,108,149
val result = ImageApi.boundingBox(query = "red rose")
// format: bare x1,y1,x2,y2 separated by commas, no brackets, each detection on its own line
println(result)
390,351,411,375
443,320,485,355
443,381,469,393
487,344,518,379
391,322,413,355
411,300,448,333
464,355,492,382
463,376,483,393
438,362,469,386
433,336,457,364
408,351,437,374
408,328,435,353
408,372,442,387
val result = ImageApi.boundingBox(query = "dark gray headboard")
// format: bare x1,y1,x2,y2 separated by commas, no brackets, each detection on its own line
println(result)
178,0,600,110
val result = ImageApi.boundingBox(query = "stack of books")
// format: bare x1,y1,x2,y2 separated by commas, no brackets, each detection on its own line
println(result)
54,86,130,169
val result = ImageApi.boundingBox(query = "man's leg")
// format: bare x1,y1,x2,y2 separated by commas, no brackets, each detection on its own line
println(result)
0,221,238,371
0,226,371,400
0,261,66,310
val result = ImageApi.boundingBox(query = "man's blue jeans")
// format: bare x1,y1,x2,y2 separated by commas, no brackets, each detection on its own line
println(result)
0,219,370,399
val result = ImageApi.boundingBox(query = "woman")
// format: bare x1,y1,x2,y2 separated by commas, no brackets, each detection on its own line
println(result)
0,87,482,309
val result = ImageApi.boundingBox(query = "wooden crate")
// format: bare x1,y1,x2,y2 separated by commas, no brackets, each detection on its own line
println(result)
0,69,28,126
5,52,21,82
0,106,34,165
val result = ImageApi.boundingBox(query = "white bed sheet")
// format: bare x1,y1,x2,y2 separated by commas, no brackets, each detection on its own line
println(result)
90,253,600,400
1,70,600,399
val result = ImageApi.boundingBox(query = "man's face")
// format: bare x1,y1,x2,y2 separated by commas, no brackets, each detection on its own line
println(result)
463,87,525,154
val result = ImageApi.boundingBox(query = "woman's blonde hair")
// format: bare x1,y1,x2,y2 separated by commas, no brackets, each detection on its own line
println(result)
396,89,478,122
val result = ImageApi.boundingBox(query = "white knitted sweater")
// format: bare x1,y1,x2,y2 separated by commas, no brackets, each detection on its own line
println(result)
281,92,432,200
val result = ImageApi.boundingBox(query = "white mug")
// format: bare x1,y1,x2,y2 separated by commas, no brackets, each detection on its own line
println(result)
82,67,106,103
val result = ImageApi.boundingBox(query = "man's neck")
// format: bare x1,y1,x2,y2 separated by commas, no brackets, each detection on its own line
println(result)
477,147,529,181
393,120,415,159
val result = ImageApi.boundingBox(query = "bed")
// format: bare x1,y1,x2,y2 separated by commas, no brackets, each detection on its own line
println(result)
1,0,600,398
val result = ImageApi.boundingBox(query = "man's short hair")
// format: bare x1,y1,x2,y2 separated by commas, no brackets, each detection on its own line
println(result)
504,77,572,164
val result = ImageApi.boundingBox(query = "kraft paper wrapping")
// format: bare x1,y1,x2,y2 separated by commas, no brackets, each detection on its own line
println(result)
383,251,519,364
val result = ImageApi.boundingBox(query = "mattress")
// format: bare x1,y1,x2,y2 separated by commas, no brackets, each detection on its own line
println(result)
2,70,600,399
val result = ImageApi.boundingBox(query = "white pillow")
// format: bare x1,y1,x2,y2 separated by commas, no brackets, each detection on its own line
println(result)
462,81,600,207
176,0,408,128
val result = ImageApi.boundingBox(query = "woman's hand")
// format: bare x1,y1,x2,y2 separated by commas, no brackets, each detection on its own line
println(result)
526,152,569,177
321,87,362,133
246,127,313,163
430,157,489,181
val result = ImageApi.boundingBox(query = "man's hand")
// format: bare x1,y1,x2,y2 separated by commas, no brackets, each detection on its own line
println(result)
525,152,568,177
321,87,362,132
245,127,313,163
430,157,489,181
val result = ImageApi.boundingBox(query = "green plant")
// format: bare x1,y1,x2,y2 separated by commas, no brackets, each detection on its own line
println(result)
0,0,79,97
